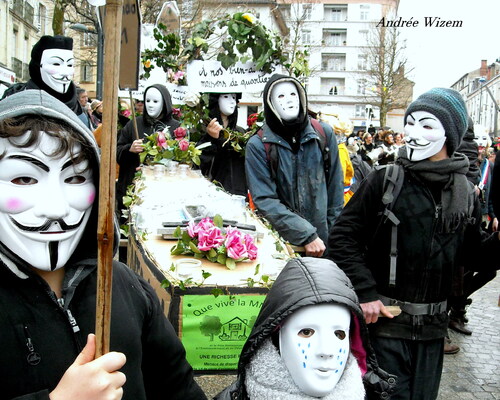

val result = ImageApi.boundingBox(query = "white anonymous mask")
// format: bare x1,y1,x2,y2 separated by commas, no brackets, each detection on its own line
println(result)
145,87,164,119
474,133,489,149
218,93,237,116
0,132,95,271
271,81,300,121
40,49,74,94
404,111,446,161
279,304,351,397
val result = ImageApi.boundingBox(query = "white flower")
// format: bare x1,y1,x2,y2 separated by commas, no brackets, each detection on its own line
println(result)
183,92,201,107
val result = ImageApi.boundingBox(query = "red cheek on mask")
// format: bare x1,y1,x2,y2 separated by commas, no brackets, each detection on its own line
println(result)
5,197,24,213
88,190,96,205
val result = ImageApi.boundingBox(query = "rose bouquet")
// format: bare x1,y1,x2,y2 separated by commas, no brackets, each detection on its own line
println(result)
139,127,201,166
170,215,258,270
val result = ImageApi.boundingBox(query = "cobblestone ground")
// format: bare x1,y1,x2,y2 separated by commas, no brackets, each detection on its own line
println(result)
196,275,500,399
439,274,500,399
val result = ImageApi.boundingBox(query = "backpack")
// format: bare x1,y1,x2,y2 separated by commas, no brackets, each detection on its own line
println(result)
256,118,331,180
378,163,476,287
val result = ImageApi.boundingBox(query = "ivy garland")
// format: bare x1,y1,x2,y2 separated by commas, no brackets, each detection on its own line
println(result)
141,12,286,79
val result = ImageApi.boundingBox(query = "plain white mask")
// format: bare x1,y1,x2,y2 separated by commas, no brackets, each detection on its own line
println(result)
39,49,74,93
218,93,237,116
145,87,164,119
270,81,300,121
404,111,447,161
279,304,351,397
0,132,95,271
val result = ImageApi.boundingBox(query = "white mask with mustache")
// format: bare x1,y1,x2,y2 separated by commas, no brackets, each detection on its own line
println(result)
0,131,95,271
279,304,351,397
40,49,75,94
404,111,446,161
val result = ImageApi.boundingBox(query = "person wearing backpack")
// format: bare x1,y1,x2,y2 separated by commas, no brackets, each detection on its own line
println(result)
245,74,344,257
327,88,500,399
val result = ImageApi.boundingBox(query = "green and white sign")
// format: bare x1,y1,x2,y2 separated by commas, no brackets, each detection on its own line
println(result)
181,294,266,370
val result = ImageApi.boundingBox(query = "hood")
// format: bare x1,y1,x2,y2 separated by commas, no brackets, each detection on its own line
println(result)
237,258,369,381
0,90,119,278
143,84,175,125
208,93,241,130
263,74,308,142
28,35,77,106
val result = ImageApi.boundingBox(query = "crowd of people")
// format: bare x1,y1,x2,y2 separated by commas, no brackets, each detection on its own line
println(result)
0,34,499,400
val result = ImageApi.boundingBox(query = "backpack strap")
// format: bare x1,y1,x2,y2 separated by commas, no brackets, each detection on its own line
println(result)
257,128,278,180
380,164,404,287
310,118,331,177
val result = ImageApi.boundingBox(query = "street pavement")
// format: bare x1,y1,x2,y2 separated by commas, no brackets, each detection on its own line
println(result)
439,273,499,399
196,274,500,399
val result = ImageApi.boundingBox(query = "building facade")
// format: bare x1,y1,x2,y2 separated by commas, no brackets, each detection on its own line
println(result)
451,59,500,137
0,0,53,97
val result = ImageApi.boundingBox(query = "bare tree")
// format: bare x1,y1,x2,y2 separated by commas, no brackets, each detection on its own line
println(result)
364,22,414,128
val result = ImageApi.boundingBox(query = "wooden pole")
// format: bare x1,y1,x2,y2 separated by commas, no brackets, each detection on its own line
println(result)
129,91,140,140
95,0,123,358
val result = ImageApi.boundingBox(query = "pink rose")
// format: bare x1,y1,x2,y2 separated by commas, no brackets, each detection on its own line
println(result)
224,227,248,260
178,139,189,151
173,70,185,81
121,109,131,118
187,220,198,238
172,108,182,118
174,127,187,139
197,226,224,251
157,131,168,149
244,234,258,260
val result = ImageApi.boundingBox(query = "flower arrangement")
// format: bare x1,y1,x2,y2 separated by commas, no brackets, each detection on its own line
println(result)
139,127,201,166
170,215,258,270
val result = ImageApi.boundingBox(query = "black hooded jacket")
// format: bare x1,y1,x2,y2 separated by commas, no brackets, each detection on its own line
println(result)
0,90,205,399
116,84,181,215
456,117,480,185
198,93,247,196
215,258,396,399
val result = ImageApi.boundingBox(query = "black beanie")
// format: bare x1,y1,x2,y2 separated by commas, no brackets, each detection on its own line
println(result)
404,88,468,156
29,35,73,87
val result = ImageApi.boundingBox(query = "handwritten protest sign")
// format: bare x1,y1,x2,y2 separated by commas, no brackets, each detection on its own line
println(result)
181,294,266,370
186,60,281,93
165,83,189,105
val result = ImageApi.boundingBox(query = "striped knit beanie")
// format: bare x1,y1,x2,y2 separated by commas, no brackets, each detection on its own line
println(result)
404,88,468,156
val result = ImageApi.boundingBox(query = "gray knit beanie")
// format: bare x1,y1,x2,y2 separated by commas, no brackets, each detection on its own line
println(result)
404,88,468,156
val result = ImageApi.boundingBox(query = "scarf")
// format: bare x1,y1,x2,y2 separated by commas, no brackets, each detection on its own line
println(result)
245,339,365,400
397,149,473,233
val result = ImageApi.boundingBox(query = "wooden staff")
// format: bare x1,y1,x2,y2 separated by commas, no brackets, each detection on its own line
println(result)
95,0,123,357
129,91,140,140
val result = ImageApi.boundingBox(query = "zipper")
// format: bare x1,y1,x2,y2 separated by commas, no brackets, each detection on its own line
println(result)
57,298,81,333
24,325,41,366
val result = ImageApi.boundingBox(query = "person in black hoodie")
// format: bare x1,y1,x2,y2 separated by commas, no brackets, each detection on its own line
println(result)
116,83,180,222
0,90,206,399
198,93,247,196
1,36,85,123
245,74,344,257
214,257,396,399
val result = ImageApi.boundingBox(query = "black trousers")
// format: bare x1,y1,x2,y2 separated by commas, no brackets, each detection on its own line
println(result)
369,336,444,400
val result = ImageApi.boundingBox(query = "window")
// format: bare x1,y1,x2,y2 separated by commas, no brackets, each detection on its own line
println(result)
322,54,346,71
357,54,367,70
24,1,34,25
83,32,96,47
323,29,347,46
13,0,23,17
302,4,312,20
357,79,367,95
81,62,94,82
359,30,368,44
330,8,341,21
355,104,365,117
37,4,47,34
360,5,370,21
301,30,311,45
322,78,344,95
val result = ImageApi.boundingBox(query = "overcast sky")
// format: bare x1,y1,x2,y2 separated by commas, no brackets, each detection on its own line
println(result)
396,0,499,98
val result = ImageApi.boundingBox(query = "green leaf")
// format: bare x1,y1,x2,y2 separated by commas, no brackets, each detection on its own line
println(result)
210,287,224,298
226,258,236,270
161,279,171,288
208,248,217,258
189,241,202,254
254,263,260,275
173,226,182,238
213,214,224,228
201,270,212,279
217,253,227,265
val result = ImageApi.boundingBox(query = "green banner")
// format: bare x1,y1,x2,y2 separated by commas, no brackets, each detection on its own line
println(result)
181,294,266,370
